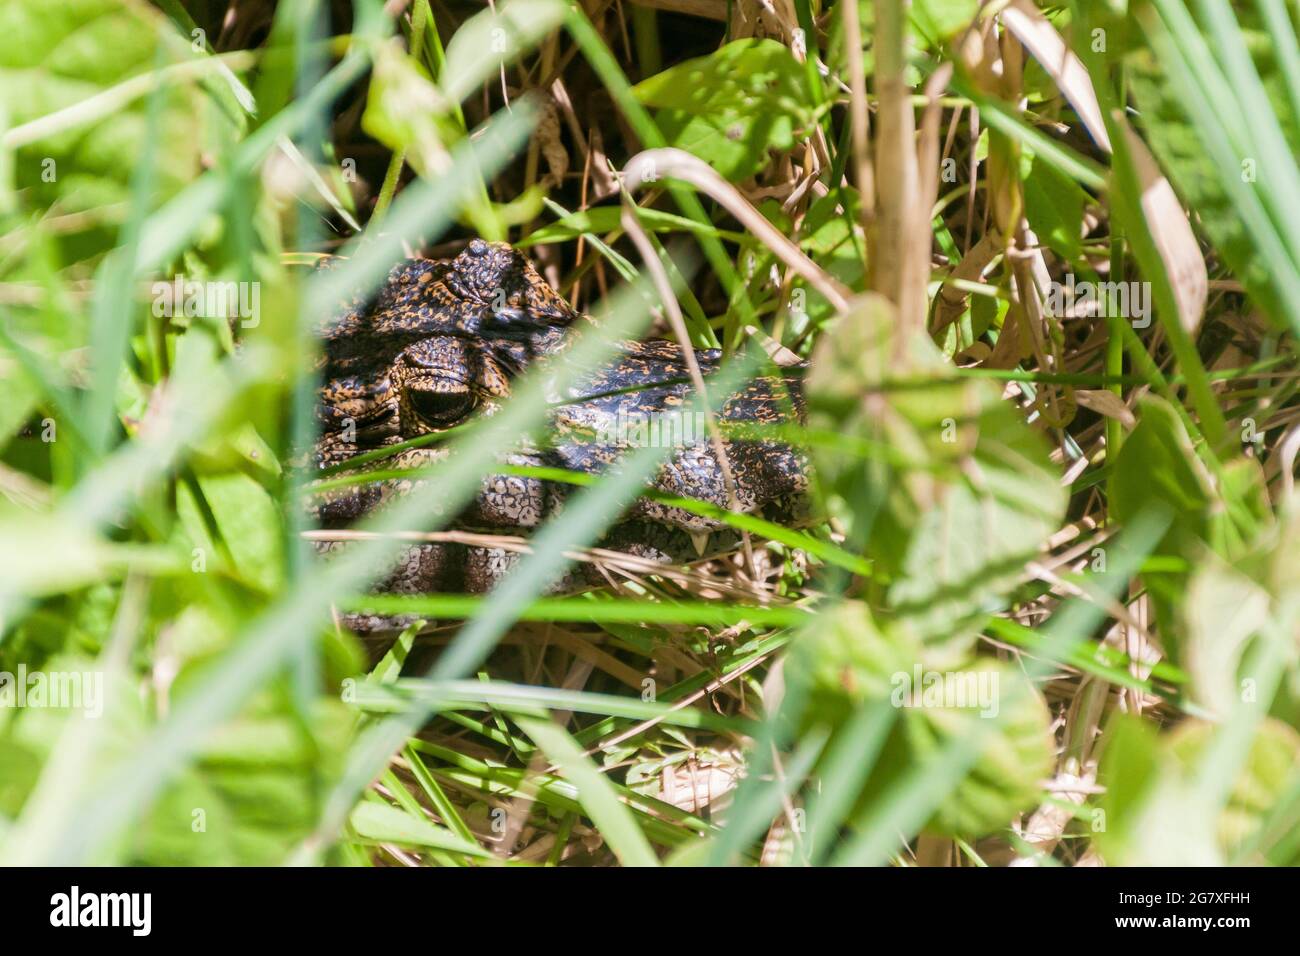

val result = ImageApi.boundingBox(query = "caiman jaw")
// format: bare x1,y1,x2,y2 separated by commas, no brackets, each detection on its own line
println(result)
307,442,751,598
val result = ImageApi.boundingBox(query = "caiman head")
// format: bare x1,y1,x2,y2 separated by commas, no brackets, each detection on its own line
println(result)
309,240,809,612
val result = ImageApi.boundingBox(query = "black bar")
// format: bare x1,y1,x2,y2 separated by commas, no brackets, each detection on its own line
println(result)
0,866,1281,940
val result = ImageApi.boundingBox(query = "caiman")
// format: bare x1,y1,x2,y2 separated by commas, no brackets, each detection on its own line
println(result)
308,239,809,623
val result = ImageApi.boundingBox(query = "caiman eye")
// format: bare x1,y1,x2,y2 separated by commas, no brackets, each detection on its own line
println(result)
408,387,476,427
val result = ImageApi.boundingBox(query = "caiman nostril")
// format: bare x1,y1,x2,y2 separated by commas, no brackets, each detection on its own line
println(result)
408,387,475,426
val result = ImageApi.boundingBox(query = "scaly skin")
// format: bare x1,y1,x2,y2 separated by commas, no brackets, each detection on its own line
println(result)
309,240,808,612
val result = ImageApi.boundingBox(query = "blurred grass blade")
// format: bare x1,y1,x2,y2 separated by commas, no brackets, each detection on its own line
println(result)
803,699,897,865
515,716,659,866
133,45,377,274
83,52,164,458
348,800,493,858
8,103,539,866
344,593,810,628
353,678,752,733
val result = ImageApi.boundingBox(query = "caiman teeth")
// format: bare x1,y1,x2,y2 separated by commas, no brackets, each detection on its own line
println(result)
689,531,710,558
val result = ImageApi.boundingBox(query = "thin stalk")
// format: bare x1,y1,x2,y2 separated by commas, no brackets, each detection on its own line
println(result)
565,7,757,349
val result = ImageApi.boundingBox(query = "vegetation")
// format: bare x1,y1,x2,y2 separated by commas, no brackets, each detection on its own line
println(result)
1,0,1298,866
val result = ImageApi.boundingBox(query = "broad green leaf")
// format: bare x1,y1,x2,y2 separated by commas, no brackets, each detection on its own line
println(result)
129,695,354,865
794,190,867,335
1109,396,1214,657
1112,396,1269,659
0,652,353,866
1111,396,1214,537
633,39,817,181
0,0,237,259
1099,714,1300,865
0,358,41,452
1022,153,1087,261
788,603,1053,840
195,471,284,594
1182,557,1269,717
785,601,917,731
1094,712,1162,862
361,40,455,177
1169,718,1300,865
0,737,42,818
911,0,981,41
896,660,1052,838
808,296,1067,648
0,514,180,598
441,0,567,104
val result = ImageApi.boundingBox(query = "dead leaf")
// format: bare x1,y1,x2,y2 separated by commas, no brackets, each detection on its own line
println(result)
1075,389,1137,428
1119,121,1209,334
1002,1,1111,152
